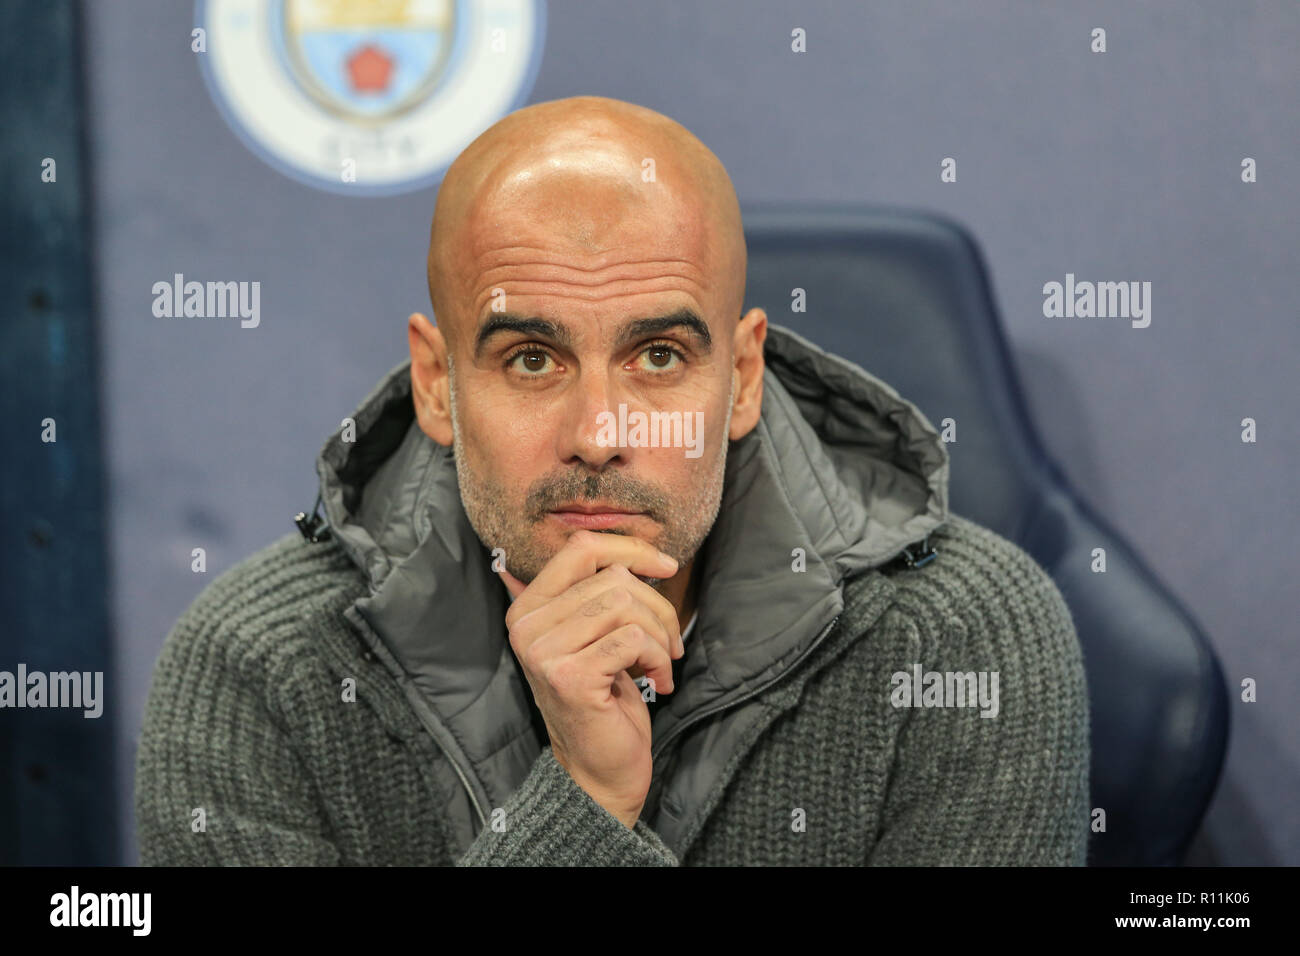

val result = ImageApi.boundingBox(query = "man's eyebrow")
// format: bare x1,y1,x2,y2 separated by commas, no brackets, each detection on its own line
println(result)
472,308,713,359
473,315,573,358
615,310,713,353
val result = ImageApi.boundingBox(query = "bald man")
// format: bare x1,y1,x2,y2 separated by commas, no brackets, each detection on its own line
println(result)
136,97,1091,866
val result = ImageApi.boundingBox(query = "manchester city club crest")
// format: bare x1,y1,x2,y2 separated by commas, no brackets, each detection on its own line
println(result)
196,0,546,195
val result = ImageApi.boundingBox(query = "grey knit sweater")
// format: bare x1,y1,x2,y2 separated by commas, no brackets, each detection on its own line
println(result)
136,325,1090,865
134,513,1091,866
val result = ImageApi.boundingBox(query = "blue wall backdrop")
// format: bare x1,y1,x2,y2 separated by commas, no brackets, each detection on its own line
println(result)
1,0,116,866
57,0,1300,864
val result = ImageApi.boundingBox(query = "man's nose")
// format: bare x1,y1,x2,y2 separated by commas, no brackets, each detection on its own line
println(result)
556,367,625,469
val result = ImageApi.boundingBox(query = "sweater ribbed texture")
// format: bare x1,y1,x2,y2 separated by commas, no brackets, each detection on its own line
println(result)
135,512,1090,866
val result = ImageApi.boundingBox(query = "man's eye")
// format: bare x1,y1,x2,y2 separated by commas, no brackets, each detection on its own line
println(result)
507,349,553,374
635,342,685,372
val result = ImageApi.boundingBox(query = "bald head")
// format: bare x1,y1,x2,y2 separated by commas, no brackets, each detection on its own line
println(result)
407,97,769,616
426,96,746,346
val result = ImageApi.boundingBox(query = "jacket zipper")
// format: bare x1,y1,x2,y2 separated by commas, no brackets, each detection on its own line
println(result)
650,613,841,762
401,697,489,830
382,552,916,833
428,614,844,832
442,739,489,830
349,617,491,831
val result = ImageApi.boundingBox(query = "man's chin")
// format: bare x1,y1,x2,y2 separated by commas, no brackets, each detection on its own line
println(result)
500,520,673,587
542,517,666,558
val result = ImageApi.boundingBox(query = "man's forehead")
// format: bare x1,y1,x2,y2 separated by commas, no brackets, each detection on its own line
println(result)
464,194,711,265
451,218,719,341
455,139,717,272
429,98,747,344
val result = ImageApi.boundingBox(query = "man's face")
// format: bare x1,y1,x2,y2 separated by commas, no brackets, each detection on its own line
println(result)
443,205,736,586
412,122,765,588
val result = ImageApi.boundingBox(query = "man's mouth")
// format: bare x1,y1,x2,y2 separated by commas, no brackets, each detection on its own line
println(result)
547,502,648,530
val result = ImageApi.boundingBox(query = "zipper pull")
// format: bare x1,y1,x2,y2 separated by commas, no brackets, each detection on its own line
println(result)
293,493,332,543
895,534,936,569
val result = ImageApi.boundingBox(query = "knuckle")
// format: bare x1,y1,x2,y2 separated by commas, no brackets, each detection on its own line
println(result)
510,615,538,647
520,639,545,674
504,604,522,630
580,591,609,617
544,658,573,694
600,629,630,657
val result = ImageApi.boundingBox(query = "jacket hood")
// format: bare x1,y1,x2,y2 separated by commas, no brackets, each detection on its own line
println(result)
311,322,949,853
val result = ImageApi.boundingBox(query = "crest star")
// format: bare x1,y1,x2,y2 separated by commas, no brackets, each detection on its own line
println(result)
346,44,395,93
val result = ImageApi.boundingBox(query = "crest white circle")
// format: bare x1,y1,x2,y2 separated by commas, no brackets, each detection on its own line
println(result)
196,0,546,196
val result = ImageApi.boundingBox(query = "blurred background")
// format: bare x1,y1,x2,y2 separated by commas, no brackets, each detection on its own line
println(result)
2,0,1296,866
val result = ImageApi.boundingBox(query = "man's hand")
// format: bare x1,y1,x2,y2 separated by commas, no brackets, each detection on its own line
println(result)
498,530,683,829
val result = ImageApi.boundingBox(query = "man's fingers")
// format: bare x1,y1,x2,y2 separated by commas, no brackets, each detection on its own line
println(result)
511,564,682,657
524,585,679,668
578,624,675,695
505,530,678,625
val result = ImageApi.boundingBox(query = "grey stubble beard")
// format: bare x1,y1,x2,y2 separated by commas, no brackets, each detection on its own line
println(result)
447,353,733,587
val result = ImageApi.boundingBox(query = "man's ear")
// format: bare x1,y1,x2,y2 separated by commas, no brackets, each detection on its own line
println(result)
408,312,455,446
728,307,767,440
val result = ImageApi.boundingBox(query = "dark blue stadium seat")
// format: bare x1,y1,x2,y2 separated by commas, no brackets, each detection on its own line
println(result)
742,203,1229,866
